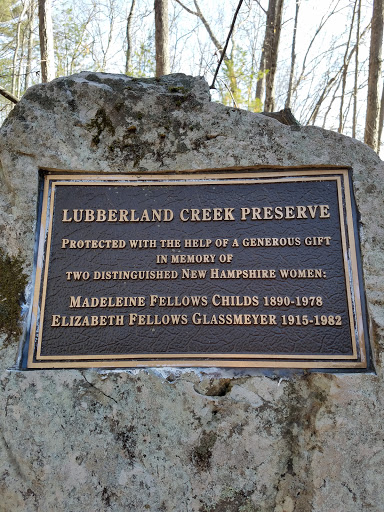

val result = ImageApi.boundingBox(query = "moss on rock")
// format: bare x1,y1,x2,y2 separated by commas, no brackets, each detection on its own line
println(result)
0,249,27,343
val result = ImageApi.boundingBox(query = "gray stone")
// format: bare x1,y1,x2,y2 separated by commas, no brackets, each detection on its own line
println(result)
0,73,383,511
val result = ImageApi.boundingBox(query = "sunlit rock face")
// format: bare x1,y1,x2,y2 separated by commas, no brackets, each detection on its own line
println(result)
0,73,383,511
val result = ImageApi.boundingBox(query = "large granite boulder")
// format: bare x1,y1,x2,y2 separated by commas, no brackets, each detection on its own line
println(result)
0,73,383,511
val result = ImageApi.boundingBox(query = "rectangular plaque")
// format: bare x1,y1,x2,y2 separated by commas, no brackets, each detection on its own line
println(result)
26,169,368,369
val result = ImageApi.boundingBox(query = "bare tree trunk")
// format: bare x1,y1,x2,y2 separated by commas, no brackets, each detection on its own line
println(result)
285,0,299,109
17,28,26,98
38,0,55,83
125,0,136,74
98,0,116,72
364,0,384,151
338,0,357,133
255,51,265,107
352,0,361,138
154,0,170,77
265,0,284,112
12,0,29,95
256,0,284,112
378,84,384,151
25,0,35,90
225,31,240,105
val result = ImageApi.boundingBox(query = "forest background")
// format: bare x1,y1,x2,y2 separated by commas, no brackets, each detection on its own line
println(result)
0,0,383,154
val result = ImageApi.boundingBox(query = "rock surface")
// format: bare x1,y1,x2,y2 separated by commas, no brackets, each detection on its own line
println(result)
0,72,383,511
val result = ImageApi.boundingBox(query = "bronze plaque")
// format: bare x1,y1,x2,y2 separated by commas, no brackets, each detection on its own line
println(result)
26,169,368,369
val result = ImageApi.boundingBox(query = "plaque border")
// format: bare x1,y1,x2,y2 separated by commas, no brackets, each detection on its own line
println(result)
26,169,368,369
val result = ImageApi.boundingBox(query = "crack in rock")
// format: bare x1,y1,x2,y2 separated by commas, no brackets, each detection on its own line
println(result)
80,372,118,404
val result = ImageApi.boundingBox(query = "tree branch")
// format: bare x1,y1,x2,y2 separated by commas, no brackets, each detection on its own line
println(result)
174,0,198,16
253,0,267,15
0,87,19,104
175,0,223,53
125,0,136,74
193,0,224,52
210,0,245,89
